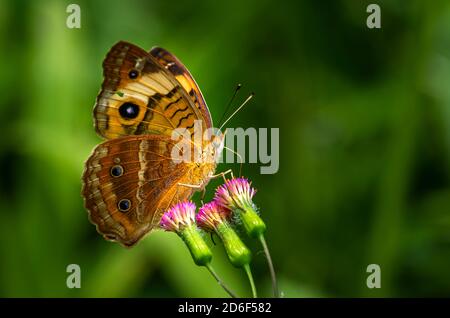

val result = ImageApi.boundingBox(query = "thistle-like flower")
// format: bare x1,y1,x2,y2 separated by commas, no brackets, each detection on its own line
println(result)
216,178,279,297
160,201,212,266
215,178,256,211
196,201,231,231
197,201,251,268
214,178,266,238
160,201,197,233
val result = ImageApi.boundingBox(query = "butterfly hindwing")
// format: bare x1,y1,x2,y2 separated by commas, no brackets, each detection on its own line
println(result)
82,134,195,246
94,41,208,140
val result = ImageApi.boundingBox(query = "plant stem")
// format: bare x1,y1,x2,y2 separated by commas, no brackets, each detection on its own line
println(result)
205,263,238,298
259,234,279,297
243,264,257,298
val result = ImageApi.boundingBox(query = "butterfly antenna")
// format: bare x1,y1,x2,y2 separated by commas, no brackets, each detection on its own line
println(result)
219,92,254,131
218,84,242,128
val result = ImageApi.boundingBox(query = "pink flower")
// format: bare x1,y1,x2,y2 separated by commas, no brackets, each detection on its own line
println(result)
214,178,256,211
160,201,213,266
215,177,266,238
197,200,251,268
196,201,231,232
160,201,196,233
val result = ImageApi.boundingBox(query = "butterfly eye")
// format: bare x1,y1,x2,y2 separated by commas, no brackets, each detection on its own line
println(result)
117,199,131,212
110,165,124,177
128,69,139,79
212,136,223,148
119,102,140,119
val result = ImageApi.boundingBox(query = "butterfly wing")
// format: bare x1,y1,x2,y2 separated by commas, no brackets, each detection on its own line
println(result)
150,46,212,129
94,41,211,140
82,135,195,247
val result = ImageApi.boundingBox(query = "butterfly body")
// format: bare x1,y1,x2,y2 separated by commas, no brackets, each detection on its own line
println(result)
82,42,219,246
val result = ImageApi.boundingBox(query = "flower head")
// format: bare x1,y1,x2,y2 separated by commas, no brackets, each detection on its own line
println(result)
160,201,212,266
215,178,266,238
197,200,251,268
215,178,256,211
160,201,196,233
196,201,232,232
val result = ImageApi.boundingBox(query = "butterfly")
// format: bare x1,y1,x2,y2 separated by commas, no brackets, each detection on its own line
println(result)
81,41,223,247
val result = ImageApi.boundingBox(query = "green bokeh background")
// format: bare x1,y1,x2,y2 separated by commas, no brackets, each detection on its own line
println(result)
0,0,449,297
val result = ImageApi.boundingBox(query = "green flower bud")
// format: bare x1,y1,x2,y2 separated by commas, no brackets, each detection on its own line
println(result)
179,225,213,266
217,222,251,268
238,205,266,238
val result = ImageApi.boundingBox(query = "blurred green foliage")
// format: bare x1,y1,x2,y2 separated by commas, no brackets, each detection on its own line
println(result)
0,0,449,297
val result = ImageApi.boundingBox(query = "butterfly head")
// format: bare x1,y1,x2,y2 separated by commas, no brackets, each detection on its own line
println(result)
201,129,224,165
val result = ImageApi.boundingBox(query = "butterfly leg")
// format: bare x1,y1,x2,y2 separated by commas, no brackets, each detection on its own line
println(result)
177,182,202,189
177,181,209,200
210,169,234,182
200,188,207,201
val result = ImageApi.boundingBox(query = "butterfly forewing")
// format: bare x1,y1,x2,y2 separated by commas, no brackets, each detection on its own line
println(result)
94,41,208,140
150,47,212,129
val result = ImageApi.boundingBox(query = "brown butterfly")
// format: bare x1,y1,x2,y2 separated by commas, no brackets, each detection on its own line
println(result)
82,41,224,247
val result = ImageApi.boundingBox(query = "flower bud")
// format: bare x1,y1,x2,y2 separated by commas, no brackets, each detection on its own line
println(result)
160,201,212,266
197,201,251,267
214,178,266,238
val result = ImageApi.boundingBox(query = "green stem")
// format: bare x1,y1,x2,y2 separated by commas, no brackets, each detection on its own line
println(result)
205,263,239,298
259,234,279,297
243,264,257,298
